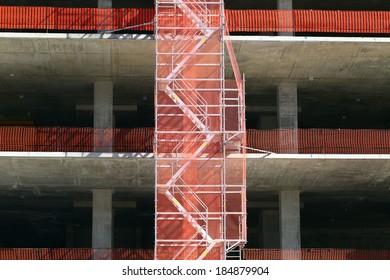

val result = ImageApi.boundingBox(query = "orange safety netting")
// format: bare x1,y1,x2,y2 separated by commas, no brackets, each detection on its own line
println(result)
2,127,390,154
155,0,246,260
0,7,389,34
243,249,390,260
1,248,389,260
246,129,390,154
0,127,154,153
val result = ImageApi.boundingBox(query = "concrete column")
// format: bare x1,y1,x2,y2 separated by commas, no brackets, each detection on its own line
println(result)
92,189,113,259
277,0,294,36
94,81,113,128
98,0,112,8
94,81,113,152
279,190,301,259
97,0,112,33
277,0,293,10
277,83,297,129
262,210,279,248
277,83,298,153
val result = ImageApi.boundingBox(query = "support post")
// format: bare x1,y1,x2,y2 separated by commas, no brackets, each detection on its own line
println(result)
94,81,113,152
277,0,294,36
92,189,113,259
279,190,301,259
98,0,112,8
277,83,298,153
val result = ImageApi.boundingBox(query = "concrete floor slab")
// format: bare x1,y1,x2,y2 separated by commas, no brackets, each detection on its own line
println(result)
0,152,389,199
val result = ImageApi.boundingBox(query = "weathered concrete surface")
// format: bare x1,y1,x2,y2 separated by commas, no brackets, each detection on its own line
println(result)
279,190,301,250
94,81,113,129
246,155,390,192
0,37,390,91
0,153,389,196
0,153,154,192
0,34,389,127
92,189,112,252
0,35,389,97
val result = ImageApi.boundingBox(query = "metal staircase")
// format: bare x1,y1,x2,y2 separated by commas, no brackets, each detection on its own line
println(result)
155,0,246,260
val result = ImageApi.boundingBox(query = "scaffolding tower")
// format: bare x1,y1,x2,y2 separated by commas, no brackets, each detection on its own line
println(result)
155,0,246,260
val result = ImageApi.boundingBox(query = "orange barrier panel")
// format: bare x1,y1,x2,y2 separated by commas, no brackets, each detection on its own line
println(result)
247,129,390,154
2,127,390,154
0,249,154,260
0,7,155,31
225,10,390,33
243,249,390,260
0,127,154,153
0,7,389,33
115,127,154,153
0,248,388,260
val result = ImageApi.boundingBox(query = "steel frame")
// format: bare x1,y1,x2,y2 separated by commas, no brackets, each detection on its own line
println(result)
154,0,246,260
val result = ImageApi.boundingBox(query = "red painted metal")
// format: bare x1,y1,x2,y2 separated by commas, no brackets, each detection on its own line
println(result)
0,7,389,33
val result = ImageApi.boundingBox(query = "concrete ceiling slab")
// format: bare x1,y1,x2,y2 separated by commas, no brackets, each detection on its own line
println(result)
0,34,389,128
0,153,389,202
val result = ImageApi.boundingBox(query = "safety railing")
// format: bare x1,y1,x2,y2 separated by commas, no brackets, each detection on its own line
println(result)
0,248,389,260
1,127,390,154
0,7,389,34
0,127,154,153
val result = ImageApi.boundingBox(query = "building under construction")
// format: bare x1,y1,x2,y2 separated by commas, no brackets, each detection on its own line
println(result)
0,0,389,260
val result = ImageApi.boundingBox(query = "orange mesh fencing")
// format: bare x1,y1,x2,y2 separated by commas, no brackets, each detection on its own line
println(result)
1,127,390,154
243,249,390,260
247,129,390,154
0,248,388,260
0,127,154,153
0,6,155,31
0,7,389,34
225,10,390,33
0,249,153,260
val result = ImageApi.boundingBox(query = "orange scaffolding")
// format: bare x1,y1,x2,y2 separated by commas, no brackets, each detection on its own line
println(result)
154,0,246,260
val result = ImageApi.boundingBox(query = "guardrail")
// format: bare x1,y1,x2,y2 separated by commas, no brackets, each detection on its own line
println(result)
0,248,389,260
0,7,389,34
1,127,390,154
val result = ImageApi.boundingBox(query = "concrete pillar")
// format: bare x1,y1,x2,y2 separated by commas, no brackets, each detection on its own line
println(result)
97,0,112,33
94,81,113,152
277,83,297,129
262,210,279,248
279,190,301,259
94,81,113,128
98,0,112,8
92,189,113,259
277,0,293,10
277,0,294,36
277,83,298,153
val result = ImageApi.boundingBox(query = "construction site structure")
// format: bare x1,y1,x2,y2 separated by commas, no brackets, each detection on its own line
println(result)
154,0,247,260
